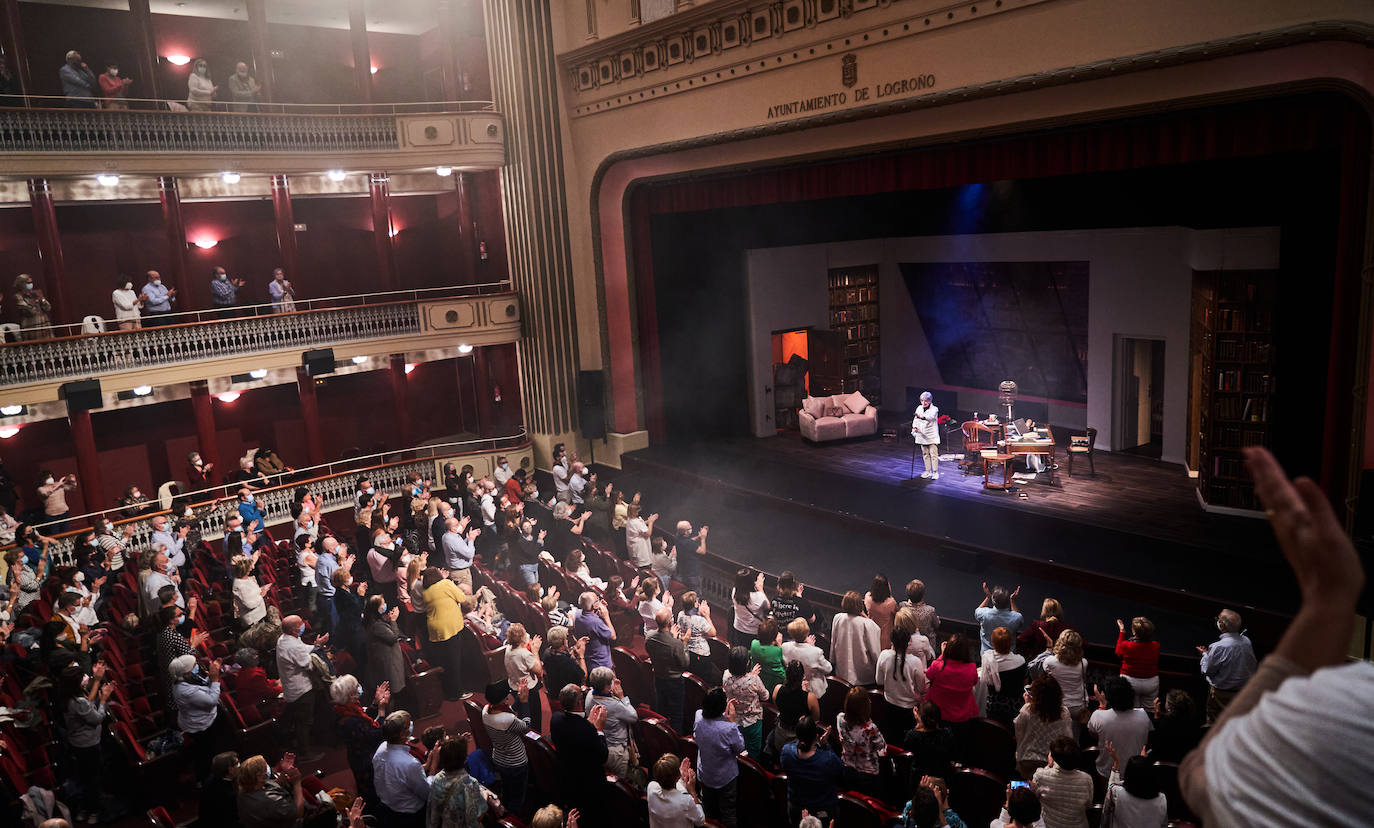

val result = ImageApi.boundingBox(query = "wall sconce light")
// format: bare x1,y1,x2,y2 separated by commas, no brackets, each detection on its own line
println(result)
0,404,24,416
327,170,347,182
216,391,240,403
221,171,241,184
435,166,453,177
249,369,268,379
97,174,120,187
404,363,416,374
193,238,218,249
0,426,18,439
131,385,153,396
370,65,379,75
165,55,192,66
351,356,369,365
457,343,473,355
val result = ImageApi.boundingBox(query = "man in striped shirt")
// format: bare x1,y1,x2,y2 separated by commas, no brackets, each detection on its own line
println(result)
96,518,135,574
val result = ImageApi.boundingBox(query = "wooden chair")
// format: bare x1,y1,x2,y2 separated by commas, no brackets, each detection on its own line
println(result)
705,636,731,674
461,695,495,755
948,767,1007,828
605,778,649,828
682,672,710,727
960,421,995,473
522,732,559,810
1068,427,1097,475
612,646,655,707
1081,747,1107,803
820,676,853,726
735,755,783,828
633,717,682,768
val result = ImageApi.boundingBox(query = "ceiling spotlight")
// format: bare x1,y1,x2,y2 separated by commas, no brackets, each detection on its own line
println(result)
435,166,453,177
404,363,416,374
97,174,120,187
216,391,240,403
0,426,18,439
193,238,218,249
327,170,346,182
221,171,241,184
249,369,268,379
165,54,191,66
351,356,369,365
457,343,473,355
0,404,24,416
131,385,153,396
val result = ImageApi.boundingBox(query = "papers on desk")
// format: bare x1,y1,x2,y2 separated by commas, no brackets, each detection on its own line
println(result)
981,449,1002,459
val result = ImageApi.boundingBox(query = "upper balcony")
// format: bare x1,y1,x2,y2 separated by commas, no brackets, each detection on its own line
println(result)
0,97,506,177
0,284,521,407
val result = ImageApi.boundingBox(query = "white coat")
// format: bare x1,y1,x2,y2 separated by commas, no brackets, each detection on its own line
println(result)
911,403,940,445
112,288,141,321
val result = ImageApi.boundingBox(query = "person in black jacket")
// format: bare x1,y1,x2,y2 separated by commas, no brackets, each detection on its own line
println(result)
549,683,611,824
199,751,241,828
332,568,368,673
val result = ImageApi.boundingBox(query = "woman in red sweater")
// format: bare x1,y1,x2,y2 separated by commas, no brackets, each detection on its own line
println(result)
1115,616,1160,708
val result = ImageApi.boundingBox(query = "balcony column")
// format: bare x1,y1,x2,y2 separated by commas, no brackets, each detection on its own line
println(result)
271,175,301,286
68,409,104,518
453,172,479,283
435,0,463,100
348,0,373,104
189,380,222,482
126,0,161,101
369,173,399,289
295,367,325,466
157,176,192,302
452,358,471,434
472,347,494,438
245,0,275,103
27,179,69,323
0,0,32,101
483,0,582,465
389,355,414,447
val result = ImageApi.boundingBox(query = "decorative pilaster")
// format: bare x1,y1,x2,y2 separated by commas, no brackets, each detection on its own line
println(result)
127,0,161,100
245,0,275,102
348,0,373,103
271,175,301,286
482,0,581,459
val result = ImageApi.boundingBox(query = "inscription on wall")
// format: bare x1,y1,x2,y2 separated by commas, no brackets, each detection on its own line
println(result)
766,55,935,119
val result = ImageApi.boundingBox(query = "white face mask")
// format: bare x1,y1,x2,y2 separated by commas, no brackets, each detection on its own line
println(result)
44,477,54,484
25,283,34,291
74,571,85,582
124,282,132,290
110,69,119,77
103,521,114,533
152,279,161,285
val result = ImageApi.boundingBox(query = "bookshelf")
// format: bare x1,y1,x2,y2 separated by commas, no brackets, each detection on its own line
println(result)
827,264,881,406
1192,270,1278,511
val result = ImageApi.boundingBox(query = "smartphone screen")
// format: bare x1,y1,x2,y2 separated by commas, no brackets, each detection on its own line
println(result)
1010,780,1030,790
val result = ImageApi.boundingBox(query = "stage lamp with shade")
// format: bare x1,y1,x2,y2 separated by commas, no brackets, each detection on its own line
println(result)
193,238,218,249
216,391,240,403
327,170,347,182
0,426,18,439
404,363,416,374
457,343,473,355
0,404,25,416
435,166,453,177
97,174,120,187
221,171,241,184
165,54,191,66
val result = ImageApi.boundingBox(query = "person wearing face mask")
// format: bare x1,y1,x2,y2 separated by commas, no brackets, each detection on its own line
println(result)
210,265,246,316
96,518,134,574
187,58,217,111
227,60,261,110
139,269,176,322
186,451,215,487
59,50,98,108
120,483,150,518
493,456,513,487
267,267,295,311
277,614,328,761
169,653,227,780
237,487,267,533
11,274,51,340
98,61,132,108
111,275,143,329
36,470,77,532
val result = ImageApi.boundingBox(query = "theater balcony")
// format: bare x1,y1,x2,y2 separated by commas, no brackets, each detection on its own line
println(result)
0,98,504,177
0,285,520,407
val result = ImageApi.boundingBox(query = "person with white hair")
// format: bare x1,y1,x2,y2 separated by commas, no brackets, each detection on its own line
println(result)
573,590,615,671
1197,607,1257,724
910,391,941,480
673,519,709,595
545,500,589,564
586,666,639,782
169,653,225,779
331,673,391,807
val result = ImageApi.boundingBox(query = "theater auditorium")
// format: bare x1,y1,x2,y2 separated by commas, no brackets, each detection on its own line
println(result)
0,2,1370,828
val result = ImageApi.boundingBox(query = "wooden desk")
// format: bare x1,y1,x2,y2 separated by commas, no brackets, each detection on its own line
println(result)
1003,429,1057,485
983,453,1015,490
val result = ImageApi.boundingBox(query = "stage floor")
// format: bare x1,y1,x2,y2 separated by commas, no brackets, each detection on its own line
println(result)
616,431,1294,651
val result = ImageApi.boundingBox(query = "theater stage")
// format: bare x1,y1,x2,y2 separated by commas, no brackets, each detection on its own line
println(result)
615,431,1295,654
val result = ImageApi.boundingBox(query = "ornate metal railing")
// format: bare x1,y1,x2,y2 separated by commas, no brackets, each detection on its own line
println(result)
0,106,401,153
0,301,423,386
22,433,530,567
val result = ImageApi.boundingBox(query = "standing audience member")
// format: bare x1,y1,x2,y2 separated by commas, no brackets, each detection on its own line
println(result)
237,754,306,828
574,591,615,672
835,685,886,795
924,633,979,729
228,62,262,109
503,623,544,729
140,270,175,318
277,614,324,761
60,51,98,107
169,654,227,780
422,568,467,702
994,786,1044,828
364,595,406,699
647,754,706,828
548,685,610,824
586,667,638,782
637,575,670,636
1033,737,1094,828
770,571,816,627
974,583,1024,655
721,647,768,756
876,626,929,733
11,275,51,339
900,579,939,638
210,266,245,312
675,591,718,683
864,573,899,648
1087,678,1152,778
1014,675,1074,780
1101,747,1166,828
111,276,142,329
693,688,745,828
978,626,1027,728
541,626,588,694
187,59,217,110
645,606,691,735
729,568,769,649
373,711,430,827
482,680,532,817
332,674,389,808
1018,598,1071,656
199,752,241,828
769,659,820,760
780,617,832,698
61,663,113,823
672,520,708,595
37,471,78,531
830,590,881,685
902,701,957,784
749,617,786,693
1042,630,1089,723
1147,689,1201,763
1196,608,1256,724
428,734,499,828
1114,617,1160,709
98,62,131,107
780,717,844,825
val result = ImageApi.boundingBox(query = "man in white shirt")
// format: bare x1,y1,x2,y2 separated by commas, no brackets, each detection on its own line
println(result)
142,549,184,614
552,445,571,504
149,515,188,574
276,615,326,761
493,456,513,486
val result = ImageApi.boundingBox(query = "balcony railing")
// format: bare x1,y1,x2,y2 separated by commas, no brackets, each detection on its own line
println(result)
0,97,498,154
0,284,517,389
0,94,497,116
13,432,531,568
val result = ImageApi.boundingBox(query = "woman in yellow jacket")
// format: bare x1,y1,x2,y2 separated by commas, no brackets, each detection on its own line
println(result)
422,567,466,701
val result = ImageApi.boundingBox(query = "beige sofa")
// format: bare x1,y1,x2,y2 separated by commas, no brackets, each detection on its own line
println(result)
799,391,878,442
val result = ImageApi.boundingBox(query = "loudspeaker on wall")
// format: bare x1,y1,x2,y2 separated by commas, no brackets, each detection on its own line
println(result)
578,370,607,439
59,379,103,413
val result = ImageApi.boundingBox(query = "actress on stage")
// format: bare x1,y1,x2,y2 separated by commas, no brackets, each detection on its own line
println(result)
911,391,941,479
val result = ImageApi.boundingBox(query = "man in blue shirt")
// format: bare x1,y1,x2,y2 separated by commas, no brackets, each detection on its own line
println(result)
139,270,175,320
573,591,616,672
973,582,1024,655
209,266,246,316
372,711,430,828
314,537,346,633
694,687,745,828
59,51,98,108
237,488,266,533
1197,608,1258,723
